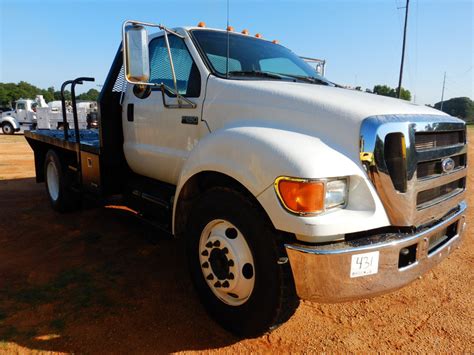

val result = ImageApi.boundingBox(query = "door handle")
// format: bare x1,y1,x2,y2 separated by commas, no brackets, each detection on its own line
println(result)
127,103,134,122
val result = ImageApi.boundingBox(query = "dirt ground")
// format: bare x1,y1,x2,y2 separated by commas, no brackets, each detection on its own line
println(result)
0,130,472,354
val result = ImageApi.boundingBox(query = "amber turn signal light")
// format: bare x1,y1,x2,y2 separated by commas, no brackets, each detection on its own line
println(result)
276,178,325,214
197,22,206,28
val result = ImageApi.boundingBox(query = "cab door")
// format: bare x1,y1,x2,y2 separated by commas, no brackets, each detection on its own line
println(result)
122,33,206,185
15,102,28,123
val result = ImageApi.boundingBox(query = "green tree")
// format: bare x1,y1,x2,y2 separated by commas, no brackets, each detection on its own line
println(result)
76,89,100,101
53,90,71,101
434,97,474,123
373,84,411,101
0,81,55,105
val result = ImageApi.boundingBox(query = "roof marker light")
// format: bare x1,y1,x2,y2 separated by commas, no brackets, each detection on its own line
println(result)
197,21,206,28
227,25,234,31
255,33,263,38
272,40,279,44
241,29,249,35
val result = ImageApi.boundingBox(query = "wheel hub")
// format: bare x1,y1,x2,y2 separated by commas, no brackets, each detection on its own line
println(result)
199,220,255,306
209,247,230,280
46,161,60,201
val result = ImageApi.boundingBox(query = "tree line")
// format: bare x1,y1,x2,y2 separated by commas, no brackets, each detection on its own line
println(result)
0,81,99,107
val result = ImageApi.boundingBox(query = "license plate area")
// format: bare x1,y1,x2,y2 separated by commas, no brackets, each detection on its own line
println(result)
350,251,379,278
428,221,458,255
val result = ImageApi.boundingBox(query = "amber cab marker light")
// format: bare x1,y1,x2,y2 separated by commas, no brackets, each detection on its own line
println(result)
197,21,206,28
272,40,279,44
227,26,234,32
241,29,249,35
255,33,263,38
277,179,325,214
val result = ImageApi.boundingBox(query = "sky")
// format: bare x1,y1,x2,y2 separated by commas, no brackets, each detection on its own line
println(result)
0,0,472,105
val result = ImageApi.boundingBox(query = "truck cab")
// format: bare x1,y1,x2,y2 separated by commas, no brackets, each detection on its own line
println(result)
24,21,468,337
1,97,45,134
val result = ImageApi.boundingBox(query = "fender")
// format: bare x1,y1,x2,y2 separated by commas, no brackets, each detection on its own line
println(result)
0,115,21,131
172,123,390,240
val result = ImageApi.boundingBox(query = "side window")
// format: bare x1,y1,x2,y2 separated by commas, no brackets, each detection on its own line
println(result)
17,103,26,110
149,35,201,97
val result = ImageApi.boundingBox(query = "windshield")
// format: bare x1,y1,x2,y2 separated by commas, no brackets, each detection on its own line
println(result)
191,29,329,84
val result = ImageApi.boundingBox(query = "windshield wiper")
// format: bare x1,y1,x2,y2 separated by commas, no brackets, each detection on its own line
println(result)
271,73,332,86
227,70,285,80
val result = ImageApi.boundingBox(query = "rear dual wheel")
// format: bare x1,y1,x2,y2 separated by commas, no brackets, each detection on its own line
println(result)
186,187,298,337
44,150,79,212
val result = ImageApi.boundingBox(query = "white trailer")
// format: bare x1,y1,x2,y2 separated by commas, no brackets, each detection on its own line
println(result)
36,100,97,130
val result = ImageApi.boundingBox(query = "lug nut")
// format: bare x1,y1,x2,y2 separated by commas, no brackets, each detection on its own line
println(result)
206,274,214,280
228,272,234,280
205,242,213,248
222,281,230,288
228,259,234,267
214,281,222,288
213,240,221,247
201,261,209,269
201,250,209,256
222,247,229,254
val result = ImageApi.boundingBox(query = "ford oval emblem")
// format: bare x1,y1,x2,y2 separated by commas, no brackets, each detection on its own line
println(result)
441,157,455,173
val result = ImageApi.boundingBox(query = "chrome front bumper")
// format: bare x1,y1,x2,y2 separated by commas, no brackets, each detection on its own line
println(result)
285,202,467,303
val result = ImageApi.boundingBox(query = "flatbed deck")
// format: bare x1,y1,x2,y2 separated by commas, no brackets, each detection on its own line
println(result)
24,129,100,154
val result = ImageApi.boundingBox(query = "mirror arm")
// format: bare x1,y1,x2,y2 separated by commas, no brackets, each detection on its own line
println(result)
160,84,196,109
162,30,182,106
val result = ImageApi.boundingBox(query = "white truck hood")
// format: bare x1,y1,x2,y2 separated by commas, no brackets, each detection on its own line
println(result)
204,77,447,161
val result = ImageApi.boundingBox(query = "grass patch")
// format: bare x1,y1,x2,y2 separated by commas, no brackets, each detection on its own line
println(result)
7,268,110,310
49,319,65,331
25,328,38,339
79,231,103,244
0,326,19,341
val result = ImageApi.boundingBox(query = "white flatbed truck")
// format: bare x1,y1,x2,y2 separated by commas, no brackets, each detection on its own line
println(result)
25,21,468,336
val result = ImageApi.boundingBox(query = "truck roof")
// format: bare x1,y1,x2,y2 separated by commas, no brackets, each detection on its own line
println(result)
177,26,277,43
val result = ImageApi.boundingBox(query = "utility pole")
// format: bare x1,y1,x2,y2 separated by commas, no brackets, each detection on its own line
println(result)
440,71,446,111
397,0,410,99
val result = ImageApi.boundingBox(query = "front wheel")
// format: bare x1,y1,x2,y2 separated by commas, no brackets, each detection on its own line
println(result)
186,187,298,337
2,122,14,135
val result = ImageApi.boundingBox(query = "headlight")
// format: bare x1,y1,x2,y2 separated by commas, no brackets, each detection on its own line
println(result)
325,179,347,208
275,177,348,216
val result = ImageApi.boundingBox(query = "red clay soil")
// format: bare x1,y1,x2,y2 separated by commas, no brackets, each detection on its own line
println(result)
0,130,472,354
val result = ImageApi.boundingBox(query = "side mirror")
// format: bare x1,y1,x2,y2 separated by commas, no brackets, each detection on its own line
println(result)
123,24,150,84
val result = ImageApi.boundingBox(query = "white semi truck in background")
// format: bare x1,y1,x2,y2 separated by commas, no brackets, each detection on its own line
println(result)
0,96,48,134
24,21,467,336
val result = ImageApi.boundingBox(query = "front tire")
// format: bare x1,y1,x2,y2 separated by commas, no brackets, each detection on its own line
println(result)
44,150,79,212
2,122,14,135
186,187,298,337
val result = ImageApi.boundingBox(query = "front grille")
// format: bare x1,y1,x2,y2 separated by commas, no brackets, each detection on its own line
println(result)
417,178,465,209
415,130,464,150
417,154,466,179
360,115,467,226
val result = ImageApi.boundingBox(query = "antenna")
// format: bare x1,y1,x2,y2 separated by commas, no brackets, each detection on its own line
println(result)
397,0,410,98
440,71,446,111
226,0,230,78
